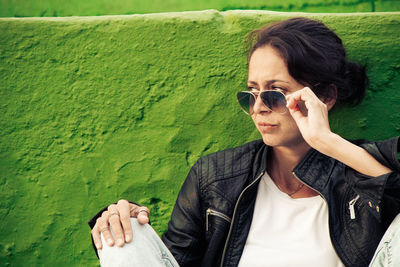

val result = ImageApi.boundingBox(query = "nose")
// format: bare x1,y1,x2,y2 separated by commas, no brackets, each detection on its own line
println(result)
252,94,271,114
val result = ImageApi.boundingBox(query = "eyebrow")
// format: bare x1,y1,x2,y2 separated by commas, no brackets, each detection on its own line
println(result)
247,79,290,86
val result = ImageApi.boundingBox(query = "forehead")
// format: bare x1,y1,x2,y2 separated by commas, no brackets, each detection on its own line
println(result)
248,46,291,82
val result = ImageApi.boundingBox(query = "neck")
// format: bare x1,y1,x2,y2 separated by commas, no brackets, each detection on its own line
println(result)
267,141,318,198
270,141,311,172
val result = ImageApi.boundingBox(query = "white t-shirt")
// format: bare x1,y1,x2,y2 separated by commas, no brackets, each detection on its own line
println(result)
238,172,344,267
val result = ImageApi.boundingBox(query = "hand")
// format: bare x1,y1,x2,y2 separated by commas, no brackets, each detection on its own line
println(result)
91,199,150,250
286,87,333,149
287,87,392,176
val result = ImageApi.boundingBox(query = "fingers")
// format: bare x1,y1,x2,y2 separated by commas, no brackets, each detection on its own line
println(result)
108,204,125,247
286,92,305,122
100,211,115,247
286,87,332,147
91,200,150,250
286,93,298,110
91,223,103,250
287,101,305,122
117,199,133,243
287,87,327,118
137,206,150,224
287,86,315,101
91,211,113,250
130,204,150,225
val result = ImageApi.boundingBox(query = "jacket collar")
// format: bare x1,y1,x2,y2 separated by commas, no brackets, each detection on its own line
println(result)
292,148,338,195
249,140,388,200
293,146,388,203
250,142,269,182
250,142,337,195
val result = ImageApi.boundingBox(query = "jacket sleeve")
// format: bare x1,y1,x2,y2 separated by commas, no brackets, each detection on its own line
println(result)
162,160,204,267
375,136,400,228
359,136,400,228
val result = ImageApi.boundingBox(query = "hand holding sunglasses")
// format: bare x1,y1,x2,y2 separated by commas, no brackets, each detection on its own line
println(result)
286,87,333,148
237,87,334,148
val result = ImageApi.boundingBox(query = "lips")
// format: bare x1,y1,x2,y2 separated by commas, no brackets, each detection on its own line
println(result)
257,122,278,132
258,122,277,127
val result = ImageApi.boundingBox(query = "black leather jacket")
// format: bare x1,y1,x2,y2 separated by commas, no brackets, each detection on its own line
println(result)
160,137,400,267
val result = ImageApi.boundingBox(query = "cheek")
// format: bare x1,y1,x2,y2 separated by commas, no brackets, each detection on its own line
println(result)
283,112,296,124
251,115,263,133
251,114,257,126
282,114,300,131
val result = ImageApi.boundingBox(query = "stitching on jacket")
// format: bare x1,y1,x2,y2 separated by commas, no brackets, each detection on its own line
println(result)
197,154,254,184
202,169,251,188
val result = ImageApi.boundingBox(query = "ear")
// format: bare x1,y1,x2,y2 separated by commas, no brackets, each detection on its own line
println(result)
322,84,337,111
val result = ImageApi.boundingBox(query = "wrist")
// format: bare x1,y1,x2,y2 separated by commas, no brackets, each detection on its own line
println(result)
309,131,342,156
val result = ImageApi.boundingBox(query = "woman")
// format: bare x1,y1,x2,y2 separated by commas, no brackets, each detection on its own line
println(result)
89,17,400,266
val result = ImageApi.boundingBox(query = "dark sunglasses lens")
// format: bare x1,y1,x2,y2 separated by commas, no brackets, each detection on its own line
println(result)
237,92,255,115
260,91,287,113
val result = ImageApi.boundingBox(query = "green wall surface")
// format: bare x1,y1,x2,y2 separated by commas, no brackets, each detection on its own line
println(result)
0,10,399,266
1,0,400,17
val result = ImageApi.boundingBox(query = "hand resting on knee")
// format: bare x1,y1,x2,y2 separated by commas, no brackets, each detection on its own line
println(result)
91,199,150,250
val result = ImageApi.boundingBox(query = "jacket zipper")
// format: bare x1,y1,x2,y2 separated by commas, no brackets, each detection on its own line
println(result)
348,194,360,220
219,171,265,267
292,172,350,267
206,208,232,232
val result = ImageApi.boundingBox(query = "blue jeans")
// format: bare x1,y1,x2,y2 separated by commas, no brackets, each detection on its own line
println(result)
99,215,400,267
369,214,400,267
98,218,179,267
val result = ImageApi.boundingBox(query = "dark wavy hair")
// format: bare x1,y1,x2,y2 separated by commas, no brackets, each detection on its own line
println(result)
247,17,368,105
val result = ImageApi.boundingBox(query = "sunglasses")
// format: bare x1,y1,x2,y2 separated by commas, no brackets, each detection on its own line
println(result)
237,90,287,115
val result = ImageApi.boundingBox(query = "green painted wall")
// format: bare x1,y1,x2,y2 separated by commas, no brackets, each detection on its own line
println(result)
1,0,400,17
0,10,399,266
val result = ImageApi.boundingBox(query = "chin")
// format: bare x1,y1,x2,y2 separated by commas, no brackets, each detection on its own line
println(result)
261,135,282,147
261,133,305,148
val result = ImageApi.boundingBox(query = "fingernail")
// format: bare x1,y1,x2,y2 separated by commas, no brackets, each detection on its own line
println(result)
116,238,124,247
95,243,101,249
107,239,113,246
125,234,131,242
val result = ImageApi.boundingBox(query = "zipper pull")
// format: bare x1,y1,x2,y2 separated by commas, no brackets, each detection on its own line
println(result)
206,208,210,232
349,194,360,220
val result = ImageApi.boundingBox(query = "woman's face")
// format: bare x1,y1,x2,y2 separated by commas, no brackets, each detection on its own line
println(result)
248,45,306,148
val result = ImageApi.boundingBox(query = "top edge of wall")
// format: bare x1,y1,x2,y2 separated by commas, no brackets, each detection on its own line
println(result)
1,9,400,22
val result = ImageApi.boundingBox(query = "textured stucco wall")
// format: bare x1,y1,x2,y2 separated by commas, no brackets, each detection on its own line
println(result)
0,10,399,266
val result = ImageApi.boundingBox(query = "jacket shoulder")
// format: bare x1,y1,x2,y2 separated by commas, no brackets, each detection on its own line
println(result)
192,139,265,183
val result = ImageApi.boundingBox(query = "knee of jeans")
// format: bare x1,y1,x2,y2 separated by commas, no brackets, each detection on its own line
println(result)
98,219,174,266
384,214,400,243
99,218,153,243
98,219,151,256
370,214,400,267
